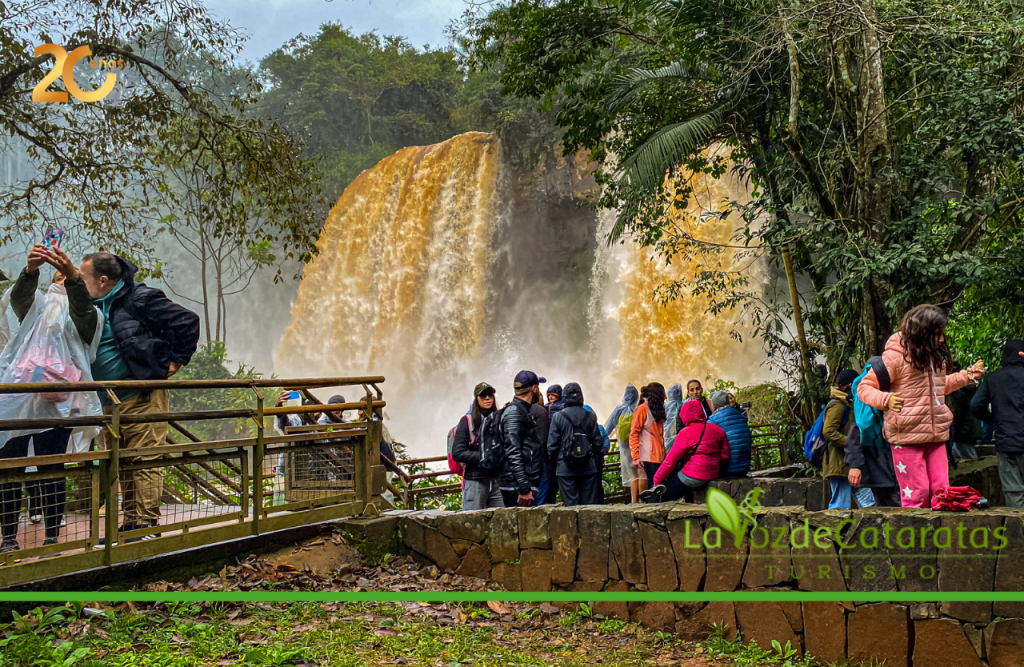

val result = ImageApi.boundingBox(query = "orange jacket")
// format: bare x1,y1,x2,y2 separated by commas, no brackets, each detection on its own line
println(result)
629,403,666,464
858,333,973,445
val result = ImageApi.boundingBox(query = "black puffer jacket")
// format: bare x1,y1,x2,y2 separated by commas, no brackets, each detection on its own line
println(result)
546,383,603,477
452,410,496,481
972,340,1024,454
84,257,200,381
499,397,543,494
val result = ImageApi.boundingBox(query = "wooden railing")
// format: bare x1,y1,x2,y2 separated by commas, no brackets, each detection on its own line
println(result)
0,376,387,589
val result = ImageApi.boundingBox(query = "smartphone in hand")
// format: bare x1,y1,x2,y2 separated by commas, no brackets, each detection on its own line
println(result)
43,228,64,250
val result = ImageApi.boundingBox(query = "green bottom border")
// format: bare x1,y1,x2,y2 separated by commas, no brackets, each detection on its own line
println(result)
0,592,1018,602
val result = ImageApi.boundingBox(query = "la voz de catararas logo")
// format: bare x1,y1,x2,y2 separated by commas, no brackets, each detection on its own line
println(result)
698,486,1007,584
32,45,123,103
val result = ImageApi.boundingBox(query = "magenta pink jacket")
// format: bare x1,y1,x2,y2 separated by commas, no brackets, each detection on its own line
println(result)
858,332,974,445
654,401,729,484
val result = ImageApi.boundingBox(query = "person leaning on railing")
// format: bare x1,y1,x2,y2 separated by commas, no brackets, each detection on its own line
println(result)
27,246,200,542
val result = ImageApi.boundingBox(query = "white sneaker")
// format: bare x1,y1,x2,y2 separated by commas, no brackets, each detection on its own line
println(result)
30,515,42,524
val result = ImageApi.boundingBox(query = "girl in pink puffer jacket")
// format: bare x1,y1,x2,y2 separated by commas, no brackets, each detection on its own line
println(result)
858,305,985,508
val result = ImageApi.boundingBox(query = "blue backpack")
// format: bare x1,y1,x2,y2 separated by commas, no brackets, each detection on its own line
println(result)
803,399,849,467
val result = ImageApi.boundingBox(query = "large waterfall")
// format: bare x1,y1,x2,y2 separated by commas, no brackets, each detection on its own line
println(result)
275,133,769,456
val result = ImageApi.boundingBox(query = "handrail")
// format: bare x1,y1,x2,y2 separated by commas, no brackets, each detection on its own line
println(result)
0,376,386,395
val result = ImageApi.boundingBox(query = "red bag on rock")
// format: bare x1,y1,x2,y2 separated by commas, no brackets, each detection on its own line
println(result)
931,486,983,511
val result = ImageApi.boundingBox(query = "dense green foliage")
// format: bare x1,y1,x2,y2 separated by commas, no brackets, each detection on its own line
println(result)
258,23,565,200
169,342,278,441
0,1,324,274
465,0,1024,414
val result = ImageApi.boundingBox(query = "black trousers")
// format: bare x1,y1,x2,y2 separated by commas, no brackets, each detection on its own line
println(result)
871,486,902,507
0,429,71,541
557,474,599,507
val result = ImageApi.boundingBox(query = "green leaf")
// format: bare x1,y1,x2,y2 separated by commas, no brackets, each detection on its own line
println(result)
706,487,743,538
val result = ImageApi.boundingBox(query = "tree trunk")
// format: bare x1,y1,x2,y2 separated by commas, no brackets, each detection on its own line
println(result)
852,0,893,232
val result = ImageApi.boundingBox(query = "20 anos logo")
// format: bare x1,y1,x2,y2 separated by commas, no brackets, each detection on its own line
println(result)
32,45,123,103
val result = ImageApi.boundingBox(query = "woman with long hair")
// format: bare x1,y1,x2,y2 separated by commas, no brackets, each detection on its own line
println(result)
629,382,668,494
452,383,502,510
859,305,985,508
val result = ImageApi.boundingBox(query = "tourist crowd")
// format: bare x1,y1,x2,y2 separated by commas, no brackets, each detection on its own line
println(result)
450,304,1024,513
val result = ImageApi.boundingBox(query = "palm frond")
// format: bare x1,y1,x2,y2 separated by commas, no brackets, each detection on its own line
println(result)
618,106,723,190
606,60,716,112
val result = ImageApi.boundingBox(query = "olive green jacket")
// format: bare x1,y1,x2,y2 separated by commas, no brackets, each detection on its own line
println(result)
821,388,854,480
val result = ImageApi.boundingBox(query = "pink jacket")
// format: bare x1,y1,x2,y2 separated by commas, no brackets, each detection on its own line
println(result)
858,332,973,445
654,401,729,484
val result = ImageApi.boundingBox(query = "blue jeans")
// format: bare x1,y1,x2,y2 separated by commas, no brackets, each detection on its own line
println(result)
829,477,876,509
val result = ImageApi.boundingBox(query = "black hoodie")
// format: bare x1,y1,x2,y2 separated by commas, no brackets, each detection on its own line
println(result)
972,340,1024,454
546,383,603,477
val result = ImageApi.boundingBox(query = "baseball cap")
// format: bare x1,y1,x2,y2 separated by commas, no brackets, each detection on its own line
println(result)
513,370,546,390
474,382,496,397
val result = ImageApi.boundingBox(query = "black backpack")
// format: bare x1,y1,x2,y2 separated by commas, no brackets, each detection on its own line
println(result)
477,408,508,475
562,408,593,469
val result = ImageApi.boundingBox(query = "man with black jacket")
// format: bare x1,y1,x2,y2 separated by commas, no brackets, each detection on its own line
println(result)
972,340,1024,507
30,247,200,538
546,383,603,506
499,370,547,507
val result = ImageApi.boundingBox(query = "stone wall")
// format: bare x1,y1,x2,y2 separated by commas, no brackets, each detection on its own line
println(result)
709,456,1003,509
342,504,1024,667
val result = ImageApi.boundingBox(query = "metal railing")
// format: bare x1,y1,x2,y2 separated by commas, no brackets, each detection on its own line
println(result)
0,377,387,588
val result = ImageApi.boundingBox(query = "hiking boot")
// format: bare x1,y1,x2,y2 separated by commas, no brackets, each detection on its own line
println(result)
39,537,61,559
639,484,666,504
0,539,19,553
98,523,137,547
125,523,162,544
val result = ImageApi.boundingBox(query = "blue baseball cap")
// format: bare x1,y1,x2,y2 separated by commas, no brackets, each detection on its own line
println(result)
513,370,546,390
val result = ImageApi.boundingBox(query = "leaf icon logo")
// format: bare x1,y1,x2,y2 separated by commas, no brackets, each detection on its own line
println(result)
706,487,743,539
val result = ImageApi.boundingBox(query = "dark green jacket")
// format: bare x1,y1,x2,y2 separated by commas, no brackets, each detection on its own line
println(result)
821,388,854,480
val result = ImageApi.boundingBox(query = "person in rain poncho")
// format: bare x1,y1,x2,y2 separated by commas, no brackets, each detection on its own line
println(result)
604,384,641,502
0,247,103,553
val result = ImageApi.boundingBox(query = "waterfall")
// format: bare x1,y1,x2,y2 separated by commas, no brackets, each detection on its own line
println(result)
275,134,770,456
275,132,505,385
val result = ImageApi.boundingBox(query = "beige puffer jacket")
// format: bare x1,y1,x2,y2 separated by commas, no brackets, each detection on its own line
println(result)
858,333,973,445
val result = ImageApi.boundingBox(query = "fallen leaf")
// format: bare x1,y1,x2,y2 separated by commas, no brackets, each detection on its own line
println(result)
486,601,510,615
456,611,469,625
375,628,400,637
539,603,560,615
171,633,186,643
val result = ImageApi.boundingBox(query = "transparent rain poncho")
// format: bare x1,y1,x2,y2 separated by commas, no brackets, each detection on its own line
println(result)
0,282,104,452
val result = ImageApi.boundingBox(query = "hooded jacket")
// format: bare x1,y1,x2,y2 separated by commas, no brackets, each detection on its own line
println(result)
708,404,752,476
500,396,544,494
664,384,683,440
604,385,640,435
821,388,854,479
858,332,973,445
629,402,666,464
972,340,1024,454
654,401,729,484
546,383,604,477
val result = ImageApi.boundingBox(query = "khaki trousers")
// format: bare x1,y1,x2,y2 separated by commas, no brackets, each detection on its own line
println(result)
102,389,167,525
